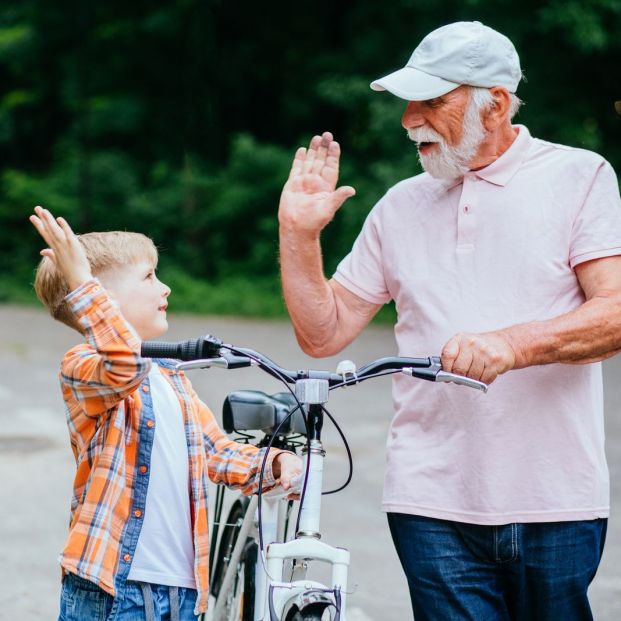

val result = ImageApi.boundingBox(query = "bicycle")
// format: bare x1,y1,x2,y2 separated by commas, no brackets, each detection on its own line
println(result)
140,335,487,621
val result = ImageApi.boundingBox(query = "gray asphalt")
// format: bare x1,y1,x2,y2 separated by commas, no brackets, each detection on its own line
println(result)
0,304,619,620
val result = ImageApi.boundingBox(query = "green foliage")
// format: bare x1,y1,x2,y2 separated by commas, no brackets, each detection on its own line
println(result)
538,0,621,52
1,0,621,319
157,265,287,317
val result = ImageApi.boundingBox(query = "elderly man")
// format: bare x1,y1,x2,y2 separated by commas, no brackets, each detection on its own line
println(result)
278,21,621,621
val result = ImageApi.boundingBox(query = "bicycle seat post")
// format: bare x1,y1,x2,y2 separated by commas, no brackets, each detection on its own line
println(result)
295,378,329,539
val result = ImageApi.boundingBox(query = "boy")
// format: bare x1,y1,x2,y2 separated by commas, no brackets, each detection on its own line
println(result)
30,206,301,620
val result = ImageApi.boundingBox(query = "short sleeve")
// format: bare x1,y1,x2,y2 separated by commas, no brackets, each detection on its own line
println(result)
569,160,621,268
333,204,392,305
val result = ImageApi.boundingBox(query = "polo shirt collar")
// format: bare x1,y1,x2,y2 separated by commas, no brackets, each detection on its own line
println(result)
439,124,531,191
474,124,530,186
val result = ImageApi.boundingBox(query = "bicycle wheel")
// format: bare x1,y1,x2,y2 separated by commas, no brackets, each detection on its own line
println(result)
211,500,257,621
286,603,330,620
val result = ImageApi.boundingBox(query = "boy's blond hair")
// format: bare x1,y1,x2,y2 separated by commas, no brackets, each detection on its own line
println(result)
34,231,158,333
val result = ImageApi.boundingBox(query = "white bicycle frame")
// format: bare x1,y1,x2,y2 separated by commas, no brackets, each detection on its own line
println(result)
262,439,349,620
171,345,486,621
209,377,348,621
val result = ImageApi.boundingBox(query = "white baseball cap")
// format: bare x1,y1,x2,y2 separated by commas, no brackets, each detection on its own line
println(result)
370,21,522,101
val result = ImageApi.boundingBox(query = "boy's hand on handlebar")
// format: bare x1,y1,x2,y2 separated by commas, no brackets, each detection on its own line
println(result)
441,331,516,385
29,206,93,291
273,452,303,498
279,131,356,237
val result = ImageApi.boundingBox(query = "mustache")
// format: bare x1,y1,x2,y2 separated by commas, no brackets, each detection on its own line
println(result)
406,127,445,145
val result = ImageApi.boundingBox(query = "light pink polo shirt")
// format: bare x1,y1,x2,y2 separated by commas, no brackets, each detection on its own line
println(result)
334,125,621,525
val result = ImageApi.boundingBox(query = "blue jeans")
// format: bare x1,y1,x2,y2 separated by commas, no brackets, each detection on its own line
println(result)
58,572,199,620
387,513,607,621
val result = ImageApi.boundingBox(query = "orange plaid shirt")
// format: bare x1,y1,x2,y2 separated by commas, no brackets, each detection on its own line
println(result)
58,279,279,614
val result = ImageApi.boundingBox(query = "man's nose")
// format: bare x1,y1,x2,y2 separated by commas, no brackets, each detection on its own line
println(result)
401,101,425,129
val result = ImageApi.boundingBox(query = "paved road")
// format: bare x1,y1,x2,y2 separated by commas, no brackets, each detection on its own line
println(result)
0,304,619,620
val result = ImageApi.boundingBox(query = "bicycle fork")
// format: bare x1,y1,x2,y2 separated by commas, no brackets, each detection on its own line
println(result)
262,379,350,620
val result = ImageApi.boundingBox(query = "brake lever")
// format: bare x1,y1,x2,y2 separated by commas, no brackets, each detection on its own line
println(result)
175,354,256,371
401,356,488,393
175,357,230,371
435,371,488,393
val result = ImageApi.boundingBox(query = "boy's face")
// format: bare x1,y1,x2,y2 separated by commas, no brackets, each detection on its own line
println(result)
99,261,171,340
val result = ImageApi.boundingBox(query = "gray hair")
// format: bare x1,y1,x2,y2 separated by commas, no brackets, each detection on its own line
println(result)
469,86,523,120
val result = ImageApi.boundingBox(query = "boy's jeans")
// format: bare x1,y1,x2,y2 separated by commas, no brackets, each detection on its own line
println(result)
388,513,607,621
58,572,198,621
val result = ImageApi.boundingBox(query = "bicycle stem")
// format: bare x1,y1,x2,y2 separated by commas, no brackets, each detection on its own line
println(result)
295,380,329,539
297,438,325,538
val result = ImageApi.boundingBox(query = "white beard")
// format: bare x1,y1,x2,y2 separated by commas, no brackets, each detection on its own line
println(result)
407,96,487,179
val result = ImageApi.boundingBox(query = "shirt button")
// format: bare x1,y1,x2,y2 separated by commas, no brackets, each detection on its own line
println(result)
134,509,143,518
139,465,148,474
123,554,131,562
142,385,150,393
146,420,155,429
463,205,470,213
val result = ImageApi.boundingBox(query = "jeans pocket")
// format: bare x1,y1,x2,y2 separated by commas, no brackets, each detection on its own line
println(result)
62,573,113,621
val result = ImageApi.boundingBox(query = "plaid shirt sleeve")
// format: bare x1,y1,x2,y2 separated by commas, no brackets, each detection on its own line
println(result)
185,379,284,494
60,279,151,417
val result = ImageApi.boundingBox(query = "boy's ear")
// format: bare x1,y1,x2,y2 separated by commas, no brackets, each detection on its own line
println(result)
95,277,117,304
96,268,122,298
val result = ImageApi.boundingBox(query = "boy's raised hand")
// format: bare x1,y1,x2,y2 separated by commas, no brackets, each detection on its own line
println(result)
30,206,93,291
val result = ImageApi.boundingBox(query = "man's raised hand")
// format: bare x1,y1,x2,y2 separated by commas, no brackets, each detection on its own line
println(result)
29,206,92,291
279,131,356,236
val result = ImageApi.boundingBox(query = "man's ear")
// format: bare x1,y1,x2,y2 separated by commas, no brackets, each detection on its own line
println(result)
483,87,512,131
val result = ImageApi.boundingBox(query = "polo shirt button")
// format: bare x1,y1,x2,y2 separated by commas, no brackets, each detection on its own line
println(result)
142,385,150,393
139,465,148,474
146,420,155,429
123,554,131,562
134,509,143,518
463,205,470,213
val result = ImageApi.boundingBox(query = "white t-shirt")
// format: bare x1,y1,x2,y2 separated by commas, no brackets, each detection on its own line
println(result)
334,125,621,525
128,365,196,587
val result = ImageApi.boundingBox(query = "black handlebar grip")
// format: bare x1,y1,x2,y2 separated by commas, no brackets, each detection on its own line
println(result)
141,336,222,360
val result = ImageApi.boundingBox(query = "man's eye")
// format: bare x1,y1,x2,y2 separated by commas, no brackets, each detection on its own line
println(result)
425,98,443,108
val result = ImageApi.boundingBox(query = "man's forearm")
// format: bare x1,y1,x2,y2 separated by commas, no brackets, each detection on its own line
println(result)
279,228,340,356
442,258,621,384
500,294,621,368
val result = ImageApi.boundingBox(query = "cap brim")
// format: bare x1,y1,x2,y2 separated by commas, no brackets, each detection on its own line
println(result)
370,66,460,101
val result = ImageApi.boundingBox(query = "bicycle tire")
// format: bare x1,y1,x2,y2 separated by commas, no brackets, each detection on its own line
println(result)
238,539,257,621
286,603,328,620
210,500,257,621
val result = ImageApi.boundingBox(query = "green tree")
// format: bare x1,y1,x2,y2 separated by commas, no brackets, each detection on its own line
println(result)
1,0,620,314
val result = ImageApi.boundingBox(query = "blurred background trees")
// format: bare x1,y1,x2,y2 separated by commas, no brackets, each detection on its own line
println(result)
2,0,621,316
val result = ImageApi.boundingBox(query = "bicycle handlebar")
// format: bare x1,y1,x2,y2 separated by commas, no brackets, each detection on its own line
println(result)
140,335,487,393
137,336,222,361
